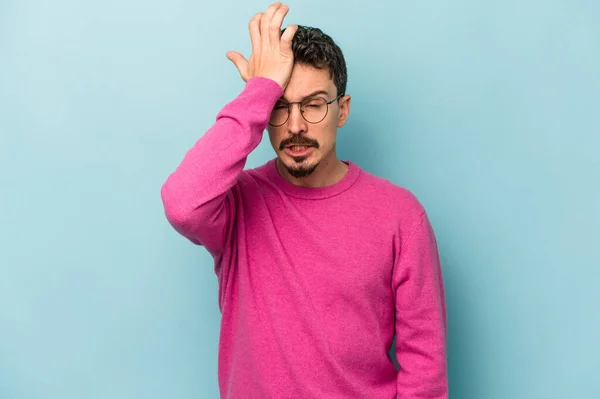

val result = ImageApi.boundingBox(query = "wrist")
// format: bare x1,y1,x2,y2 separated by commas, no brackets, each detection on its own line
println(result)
247,76,285,94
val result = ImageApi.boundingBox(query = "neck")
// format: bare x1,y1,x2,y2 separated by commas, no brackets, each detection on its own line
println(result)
276,151,348,188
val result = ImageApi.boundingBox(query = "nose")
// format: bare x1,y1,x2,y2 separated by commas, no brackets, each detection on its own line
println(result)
287,103,308,135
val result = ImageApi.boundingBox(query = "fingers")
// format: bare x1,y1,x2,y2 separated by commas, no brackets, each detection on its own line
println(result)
280,23,298,53
248,12,262,56
226,51,249,81
261,2,283,47
269,4,289,47
234,3,293,86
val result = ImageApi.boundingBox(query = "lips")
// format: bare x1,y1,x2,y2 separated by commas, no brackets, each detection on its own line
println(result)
286,145,312,150
284,146,314,157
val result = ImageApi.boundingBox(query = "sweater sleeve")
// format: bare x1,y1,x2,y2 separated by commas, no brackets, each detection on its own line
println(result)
160,77,283,257
393,212,448,398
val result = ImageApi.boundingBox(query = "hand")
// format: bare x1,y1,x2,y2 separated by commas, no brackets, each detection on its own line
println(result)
226,2,298,91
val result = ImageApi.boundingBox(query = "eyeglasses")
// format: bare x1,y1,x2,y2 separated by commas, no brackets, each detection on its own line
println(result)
268,93,344,127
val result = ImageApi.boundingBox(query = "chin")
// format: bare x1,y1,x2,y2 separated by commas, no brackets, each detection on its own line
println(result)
278,152,320,178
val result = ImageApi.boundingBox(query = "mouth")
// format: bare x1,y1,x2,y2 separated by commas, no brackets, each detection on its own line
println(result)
284,145,314,157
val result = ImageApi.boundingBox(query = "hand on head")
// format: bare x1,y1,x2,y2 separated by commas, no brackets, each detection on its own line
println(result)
226,2,298,91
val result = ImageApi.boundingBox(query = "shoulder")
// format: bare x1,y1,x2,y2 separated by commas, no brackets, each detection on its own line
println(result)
232,159,275,196
240,159,272,184
354,167,438,253
355,164,426,219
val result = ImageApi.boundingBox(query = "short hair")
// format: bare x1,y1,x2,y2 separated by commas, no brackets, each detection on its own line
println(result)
285,25,348,97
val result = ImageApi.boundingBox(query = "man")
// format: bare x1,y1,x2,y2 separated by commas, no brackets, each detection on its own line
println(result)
161,3,448,398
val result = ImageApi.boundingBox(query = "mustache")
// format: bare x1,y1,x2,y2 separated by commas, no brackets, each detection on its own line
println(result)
279,137,319,150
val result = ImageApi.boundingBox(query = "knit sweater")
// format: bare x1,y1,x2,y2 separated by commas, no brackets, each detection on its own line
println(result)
161,77,448,398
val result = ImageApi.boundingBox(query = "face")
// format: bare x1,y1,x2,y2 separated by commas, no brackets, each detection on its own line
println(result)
267,63,351,179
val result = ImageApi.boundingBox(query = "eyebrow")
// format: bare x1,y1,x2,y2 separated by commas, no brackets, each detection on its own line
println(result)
279,90,330,102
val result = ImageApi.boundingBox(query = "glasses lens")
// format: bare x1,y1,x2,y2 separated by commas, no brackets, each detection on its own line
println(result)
270,103,289,126
301,97,327,123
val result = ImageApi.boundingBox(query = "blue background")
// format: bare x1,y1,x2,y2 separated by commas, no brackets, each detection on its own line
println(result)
1,1,599,398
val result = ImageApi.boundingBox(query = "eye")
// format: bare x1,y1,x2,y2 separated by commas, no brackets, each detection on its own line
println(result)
303,98,325,108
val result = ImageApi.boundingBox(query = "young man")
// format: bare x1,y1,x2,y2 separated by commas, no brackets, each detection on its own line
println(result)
161,3,448,398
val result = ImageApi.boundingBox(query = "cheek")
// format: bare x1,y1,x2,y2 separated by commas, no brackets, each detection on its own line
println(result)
313,129,336,153
322,118,338,142
267,128,285,148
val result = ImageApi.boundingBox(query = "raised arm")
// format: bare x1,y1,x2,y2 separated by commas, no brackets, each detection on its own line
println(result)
161,2,298,257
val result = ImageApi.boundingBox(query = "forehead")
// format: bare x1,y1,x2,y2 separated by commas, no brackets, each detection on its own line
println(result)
282,63,335,101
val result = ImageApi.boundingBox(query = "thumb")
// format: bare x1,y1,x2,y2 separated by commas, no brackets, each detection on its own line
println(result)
226,51,248,82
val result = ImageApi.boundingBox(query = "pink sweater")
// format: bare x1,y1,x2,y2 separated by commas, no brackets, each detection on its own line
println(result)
161,77,448,398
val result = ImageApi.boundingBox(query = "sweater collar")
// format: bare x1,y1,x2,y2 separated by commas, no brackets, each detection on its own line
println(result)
265,157,361,200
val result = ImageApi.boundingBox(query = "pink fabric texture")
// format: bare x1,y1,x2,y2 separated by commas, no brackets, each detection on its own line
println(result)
161,77,448,398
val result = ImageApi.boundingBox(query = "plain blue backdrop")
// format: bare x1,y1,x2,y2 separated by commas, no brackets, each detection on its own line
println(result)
1,0,599,398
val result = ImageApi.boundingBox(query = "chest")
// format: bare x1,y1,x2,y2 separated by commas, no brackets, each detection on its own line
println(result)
240,195,396,302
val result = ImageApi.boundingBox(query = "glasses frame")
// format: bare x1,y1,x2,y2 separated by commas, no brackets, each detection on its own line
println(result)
268,92,345,127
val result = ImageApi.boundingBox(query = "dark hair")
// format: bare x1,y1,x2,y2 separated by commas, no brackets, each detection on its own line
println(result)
283,25,347,97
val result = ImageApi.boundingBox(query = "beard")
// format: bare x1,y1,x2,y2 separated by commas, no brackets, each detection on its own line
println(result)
283,155,320,178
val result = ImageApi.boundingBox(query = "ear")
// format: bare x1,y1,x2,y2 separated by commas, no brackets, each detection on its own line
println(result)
337,94,351,128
